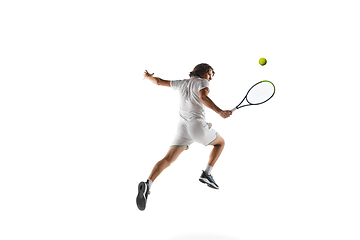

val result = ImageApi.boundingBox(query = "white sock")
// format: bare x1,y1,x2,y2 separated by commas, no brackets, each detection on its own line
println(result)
147,179,153,189
205,165,213,175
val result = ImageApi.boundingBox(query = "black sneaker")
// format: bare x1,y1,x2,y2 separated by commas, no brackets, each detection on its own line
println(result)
199,170,219,189
136,181,151,211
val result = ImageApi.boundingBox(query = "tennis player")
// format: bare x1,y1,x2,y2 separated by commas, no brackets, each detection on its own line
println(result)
136,63,232,211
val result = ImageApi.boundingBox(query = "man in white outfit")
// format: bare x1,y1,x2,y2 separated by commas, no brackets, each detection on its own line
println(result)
136,63,232,211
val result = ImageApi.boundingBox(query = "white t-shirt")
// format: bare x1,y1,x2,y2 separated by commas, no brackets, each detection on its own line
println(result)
170,76,210,121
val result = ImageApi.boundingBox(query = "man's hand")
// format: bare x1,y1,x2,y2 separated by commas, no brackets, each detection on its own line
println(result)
143,70,154,80
219,110,232,119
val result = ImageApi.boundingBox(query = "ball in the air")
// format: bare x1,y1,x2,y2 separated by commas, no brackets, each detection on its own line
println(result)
259,58,267,66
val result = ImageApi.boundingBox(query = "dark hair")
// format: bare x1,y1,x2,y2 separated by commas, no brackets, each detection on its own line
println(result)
189,63,215,77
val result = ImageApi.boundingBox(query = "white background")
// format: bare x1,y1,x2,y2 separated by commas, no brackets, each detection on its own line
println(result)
1,1,359,240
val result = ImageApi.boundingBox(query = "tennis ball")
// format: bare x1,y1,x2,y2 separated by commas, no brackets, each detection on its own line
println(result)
259,58,267,66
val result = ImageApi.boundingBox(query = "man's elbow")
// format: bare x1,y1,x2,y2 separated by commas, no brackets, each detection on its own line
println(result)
155,78,161,85
155,78,171,87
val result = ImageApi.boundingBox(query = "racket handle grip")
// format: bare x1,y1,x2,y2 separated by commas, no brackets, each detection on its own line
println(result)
231,107,237,113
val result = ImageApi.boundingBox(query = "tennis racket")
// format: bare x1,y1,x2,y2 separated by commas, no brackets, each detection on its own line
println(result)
231,80,275,112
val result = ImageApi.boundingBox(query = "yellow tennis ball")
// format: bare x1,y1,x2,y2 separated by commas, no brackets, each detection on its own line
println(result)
259,58,267,66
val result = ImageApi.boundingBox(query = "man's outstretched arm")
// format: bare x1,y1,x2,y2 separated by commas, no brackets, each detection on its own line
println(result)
143,70,171,87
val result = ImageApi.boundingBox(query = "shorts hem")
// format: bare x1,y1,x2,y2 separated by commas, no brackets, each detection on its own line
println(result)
206,132,218,146
170,145,189,150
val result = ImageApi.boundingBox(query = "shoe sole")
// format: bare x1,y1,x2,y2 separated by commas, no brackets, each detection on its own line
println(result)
199,177,219,189
136,182,147,210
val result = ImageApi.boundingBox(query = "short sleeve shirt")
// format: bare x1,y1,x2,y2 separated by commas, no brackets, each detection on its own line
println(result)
170,76,210,121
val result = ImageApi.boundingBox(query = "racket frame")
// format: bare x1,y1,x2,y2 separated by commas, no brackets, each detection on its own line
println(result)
231,80,275,112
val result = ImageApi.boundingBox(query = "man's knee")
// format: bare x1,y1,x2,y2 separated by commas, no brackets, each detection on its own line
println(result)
213,136,225,147
217,140,225,149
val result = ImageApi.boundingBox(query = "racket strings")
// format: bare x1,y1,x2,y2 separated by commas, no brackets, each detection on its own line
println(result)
246,82,275,104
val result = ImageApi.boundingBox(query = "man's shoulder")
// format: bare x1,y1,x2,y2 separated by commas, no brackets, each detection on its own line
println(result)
170,78,189,89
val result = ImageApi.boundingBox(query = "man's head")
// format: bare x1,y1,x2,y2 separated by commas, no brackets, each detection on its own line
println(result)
189,63,215,81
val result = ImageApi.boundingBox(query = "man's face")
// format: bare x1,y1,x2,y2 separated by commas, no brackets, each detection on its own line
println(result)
200,69,213,81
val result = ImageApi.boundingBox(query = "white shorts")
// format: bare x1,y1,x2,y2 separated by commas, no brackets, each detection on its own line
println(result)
171,119,218,150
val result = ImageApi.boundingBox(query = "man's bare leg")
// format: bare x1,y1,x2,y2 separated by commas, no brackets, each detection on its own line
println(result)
208,134,225,167
137,145,187,210
148,145,187,182
199,134,225,189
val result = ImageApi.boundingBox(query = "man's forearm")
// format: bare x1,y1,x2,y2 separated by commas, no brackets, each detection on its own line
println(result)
201,96,222,114
145,76,171,87
146,76,161,85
